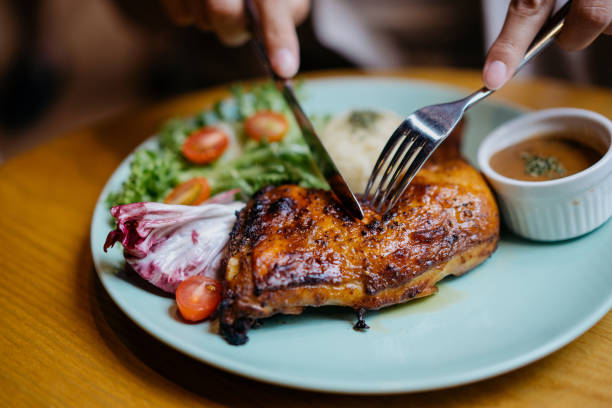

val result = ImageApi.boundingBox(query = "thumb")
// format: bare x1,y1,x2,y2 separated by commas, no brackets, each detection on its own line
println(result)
483,0,555,90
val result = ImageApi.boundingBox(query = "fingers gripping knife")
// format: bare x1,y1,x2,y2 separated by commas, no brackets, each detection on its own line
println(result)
244,0,364,219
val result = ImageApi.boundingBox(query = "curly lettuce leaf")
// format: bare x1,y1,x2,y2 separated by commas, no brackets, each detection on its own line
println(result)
106,81,327,208
188,141,328,197
106,149,186,207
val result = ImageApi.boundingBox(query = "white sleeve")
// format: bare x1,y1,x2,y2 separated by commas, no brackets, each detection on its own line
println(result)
311,0,406,68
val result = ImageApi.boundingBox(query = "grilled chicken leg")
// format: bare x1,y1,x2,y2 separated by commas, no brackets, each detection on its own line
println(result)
220,128,499,345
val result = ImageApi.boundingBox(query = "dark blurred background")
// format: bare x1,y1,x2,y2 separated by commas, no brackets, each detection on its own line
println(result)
0,0,610,161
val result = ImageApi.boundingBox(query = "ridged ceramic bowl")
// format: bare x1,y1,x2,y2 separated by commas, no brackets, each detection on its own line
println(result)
478,108,612,241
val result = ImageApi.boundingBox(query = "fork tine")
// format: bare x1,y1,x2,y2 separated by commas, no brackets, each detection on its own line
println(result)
371,136,420,210
364,121,411,199
370,133,415,207
380,142,435,215
373,138,425,211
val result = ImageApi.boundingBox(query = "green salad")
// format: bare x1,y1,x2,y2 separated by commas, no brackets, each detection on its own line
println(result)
106,82,330,207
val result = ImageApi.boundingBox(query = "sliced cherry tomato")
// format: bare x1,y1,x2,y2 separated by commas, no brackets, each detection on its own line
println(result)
164,178,210,205
176,276,223,322
244,111,289,142
182,126,229,164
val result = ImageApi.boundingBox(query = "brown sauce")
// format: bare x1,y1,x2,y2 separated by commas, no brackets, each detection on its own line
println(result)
490,132,603,181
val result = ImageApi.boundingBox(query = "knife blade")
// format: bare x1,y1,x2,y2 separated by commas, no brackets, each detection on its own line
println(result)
244,0,364,220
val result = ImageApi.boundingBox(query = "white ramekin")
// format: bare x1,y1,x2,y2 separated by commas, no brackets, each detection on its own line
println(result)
478,108,612,241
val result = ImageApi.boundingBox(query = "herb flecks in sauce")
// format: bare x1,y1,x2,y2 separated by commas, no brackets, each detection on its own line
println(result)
490,132,603,182
348,110,381,131
520,152,567,178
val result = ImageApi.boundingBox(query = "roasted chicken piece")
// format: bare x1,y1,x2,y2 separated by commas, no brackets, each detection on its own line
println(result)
220,130,499,345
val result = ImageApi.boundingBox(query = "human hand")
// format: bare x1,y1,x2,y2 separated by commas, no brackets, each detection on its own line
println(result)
483,0,612,89
159,0,310,78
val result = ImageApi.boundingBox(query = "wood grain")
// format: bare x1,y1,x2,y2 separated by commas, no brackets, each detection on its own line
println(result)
1,69,611,407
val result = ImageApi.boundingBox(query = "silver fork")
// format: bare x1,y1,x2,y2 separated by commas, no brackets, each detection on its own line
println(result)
365,1,571,215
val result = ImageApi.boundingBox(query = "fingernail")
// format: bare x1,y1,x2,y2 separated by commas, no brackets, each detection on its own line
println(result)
271,48,297,78
484,60,508,90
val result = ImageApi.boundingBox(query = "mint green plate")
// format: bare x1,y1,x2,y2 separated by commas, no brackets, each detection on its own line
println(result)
91,77,612,394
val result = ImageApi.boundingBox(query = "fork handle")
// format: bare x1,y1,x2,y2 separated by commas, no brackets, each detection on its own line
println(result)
463,0,571,110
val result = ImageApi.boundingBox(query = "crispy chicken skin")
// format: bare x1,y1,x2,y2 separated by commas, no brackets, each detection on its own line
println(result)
220,128,499,345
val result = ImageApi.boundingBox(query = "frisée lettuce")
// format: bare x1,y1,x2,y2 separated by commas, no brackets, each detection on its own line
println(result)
106,82,329,208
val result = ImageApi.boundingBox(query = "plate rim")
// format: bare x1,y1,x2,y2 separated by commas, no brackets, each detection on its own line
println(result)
90,75,612,394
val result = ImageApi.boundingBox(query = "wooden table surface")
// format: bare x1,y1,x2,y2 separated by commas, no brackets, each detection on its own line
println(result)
1,69,611,407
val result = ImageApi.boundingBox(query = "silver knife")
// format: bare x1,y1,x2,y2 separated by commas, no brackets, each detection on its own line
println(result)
244,0,364,220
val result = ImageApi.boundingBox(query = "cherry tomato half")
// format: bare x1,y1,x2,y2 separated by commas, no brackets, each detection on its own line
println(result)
176,276,223,322
244,111,289,142
182,126,229,164
164,178,211,205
